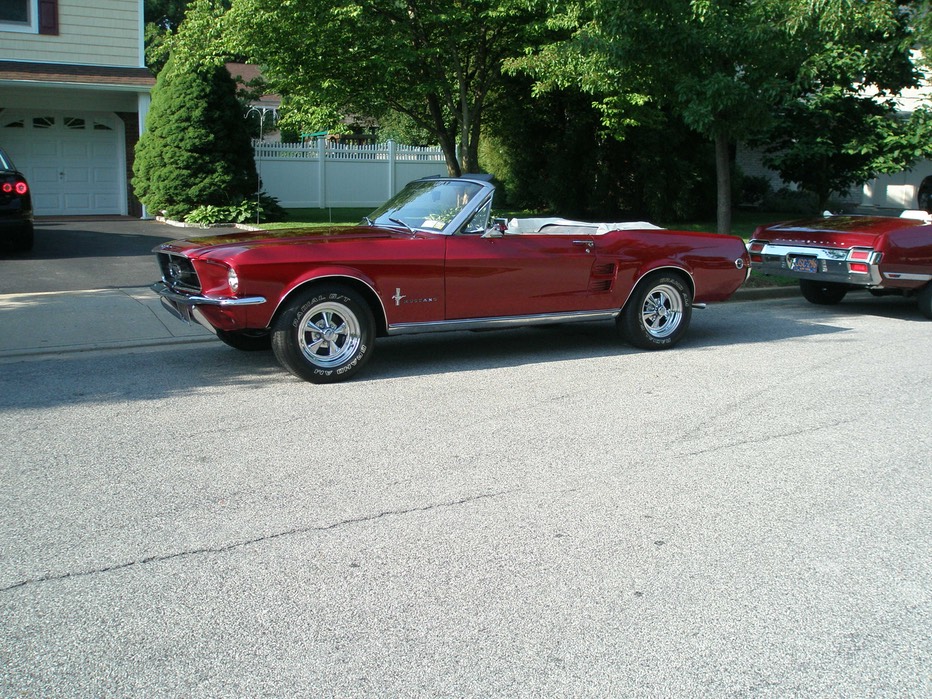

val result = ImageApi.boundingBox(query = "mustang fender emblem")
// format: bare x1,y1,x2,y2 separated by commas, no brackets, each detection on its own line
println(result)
393,288,406,306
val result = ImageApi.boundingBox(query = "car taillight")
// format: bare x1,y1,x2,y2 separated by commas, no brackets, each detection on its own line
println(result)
747,240,767,263
2,180,28,195
847,248,878,273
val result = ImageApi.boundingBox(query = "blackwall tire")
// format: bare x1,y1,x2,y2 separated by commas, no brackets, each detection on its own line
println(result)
619,273,692,350
800,279,847,305
272,285,375,383
917,283,932,319
216,329,272,351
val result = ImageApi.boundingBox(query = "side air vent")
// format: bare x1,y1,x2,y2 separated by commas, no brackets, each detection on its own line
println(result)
589,280,613,293
592,262,616,276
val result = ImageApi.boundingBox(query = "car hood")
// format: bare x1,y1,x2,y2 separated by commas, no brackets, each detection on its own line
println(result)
752,215,930,248
154,224,426,257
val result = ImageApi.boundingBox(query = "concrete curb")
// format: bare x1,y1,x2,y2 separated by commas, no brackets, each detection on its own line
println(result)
732,285,800,301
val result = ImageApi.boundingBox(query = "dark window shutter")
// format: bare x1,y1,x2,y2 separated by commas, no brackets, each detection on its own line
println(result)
39,0,58,35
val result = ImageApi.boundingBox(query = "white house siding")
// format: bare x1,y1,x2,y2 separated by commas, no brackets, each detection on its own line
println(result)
1,0,142,68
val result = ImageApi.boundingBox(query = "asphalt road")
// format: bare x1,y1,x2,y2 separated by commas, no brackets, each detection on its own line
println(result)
0,218,184,293
1,291,929,697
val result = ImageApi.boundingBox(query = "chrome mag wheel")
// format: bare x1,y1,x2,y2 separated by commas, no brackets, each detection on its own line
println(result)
639,283,684,339
297,301,362,368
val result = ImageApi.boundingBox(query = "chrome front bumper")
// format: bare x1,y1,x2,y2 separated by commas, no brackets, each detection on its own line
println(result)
151,281,267,328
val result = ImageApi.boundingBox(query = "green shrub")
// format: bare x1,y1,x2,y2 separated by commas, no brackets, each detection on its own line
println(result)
133,55,258,220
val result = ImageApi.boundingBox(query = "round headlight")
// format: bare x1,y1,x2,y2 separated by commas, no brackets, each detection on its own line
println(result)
227,267,240,293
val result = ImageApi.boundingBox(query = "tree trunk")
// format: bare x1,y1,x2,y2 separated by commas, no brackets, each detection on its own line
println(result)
714,132,732,236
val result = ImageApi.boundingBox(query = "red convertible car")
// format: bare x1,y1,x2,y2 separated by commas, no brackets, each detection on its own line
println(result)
152,175,750,383
749,212,932,318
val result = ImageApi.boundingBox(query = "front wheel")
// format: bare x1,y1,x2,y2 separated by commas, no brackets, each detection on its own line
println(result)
800,279,847,305
619,274,692,350
271,286,375,383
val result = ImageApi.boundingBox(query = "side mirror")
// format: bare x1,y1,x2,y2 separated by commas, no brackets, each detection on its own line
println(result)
483,218,507,238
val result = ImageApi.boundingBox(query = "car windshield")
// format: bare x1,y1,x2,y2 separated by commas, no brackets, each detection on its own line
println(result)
0,149,12,171
364,179,484,233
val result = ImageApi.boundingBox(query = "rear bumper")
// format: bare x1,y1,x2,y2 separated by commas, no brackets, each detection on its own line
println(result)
749,243,882,287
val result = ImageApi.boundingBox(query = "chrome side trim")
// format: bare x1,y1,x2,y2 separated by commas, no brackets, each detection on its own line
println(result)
151,281,266,307
883,272,932,282
386,309,619,336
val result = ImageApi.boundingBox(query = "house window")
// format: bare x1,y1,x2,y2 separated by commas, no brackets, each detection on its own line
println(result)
0,0,56,35
0,0,30,25
0,0,31,32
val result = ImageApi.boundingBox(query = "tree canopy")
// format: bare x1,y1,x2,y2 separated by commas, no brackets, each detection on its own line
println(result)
226,0,551,176
509,0,921,232
146,0,932,228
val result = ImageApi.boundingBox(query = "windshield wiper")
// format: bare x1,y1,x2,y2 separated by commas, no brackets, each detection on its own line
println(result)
389,217,416,233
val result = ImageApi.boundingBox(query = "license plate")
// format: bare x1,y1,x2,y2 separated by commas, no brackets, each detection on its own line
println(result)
790,256,818,273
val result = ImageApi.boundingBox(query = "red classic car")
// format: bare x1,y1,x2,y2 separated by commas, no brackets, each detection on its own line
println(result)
748,212,932,318
152,175,750,383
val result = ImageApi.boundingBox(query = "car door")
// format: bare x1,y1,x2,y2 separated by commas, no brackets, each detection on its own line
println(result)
443,227,598,319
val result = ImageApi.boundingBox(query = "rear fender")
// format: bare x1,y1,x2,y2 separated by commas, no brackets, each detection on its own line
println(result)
621,263,695,309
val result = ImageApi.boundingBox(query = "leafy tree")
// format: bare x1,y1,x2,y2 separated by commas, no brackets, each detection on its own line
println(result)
751,2,919,210
144,0,230,73
755,91,901,211
226,0,551,176
510,0,918,234
481,77,716,221
133,53,258,219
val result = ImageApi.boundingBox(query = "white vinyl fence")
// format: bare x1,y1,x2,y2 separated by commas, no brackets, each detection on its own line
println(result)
253,139,448,209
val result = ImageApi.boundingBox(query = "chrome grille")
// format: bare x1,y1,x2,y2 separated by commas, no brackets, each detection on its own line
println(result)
157,252,201,292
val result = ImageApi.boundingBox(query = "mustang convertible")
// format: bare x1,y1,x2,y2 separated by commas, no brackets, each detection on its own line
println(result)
152,175,750,383
749,212,932,318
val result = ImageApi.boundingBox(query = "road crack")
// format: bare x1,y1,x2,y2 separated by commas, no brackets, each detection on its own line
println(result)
1,490,508,593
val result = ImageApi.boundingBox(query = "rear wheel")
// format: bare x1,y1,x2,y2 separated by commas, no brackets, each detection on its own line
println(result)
619,273,692,349
917,283,932,319
216,329,272,351
800,279,847,305
272,285,375,383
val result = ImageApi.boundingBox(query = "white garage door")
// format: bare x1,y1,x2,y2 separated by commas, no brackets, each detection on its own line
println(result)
0,110,124,216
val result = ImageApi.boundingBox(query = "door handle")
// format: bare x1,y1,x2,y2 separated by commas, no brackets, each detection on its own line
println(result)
572,240,594,253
